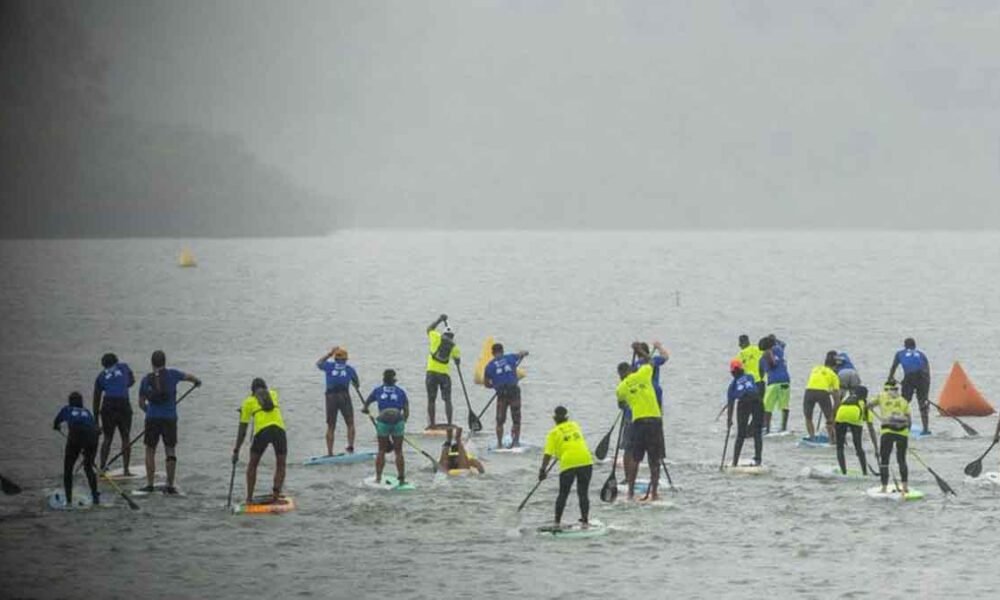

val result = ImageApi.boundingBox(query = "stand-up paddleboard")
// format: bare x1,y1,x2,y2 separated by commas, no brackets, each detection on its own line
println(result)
47,490,93,511
724,462,770,475
909,426,933,439
131,484,186,497
421,426,454,436
764,430,795,439
488,442,538,454
865,486,925,501
803,465,868,481
536,520,608,539
363,474,416,491
303,451,376,466
446,468,481,477
232,495,296,515
616,479,651,495
103,466,147,481
797,435,831,449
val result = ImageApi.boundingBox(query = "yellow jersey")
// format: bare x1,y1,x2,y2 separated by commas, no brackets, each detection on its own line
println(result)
737,346,763,382
240,390,285,435
834,398,872,426
426,330,461,375
806,366,840,392
872,391,911,436
616,364,662,420
543,420,593,471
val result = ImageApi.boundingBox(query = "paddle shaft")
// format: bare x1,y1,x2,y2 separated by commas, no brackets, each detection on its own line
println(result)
928,400,978,436
719,419,732,471
452,356,479,430
93,385,198,473
518,460,556,512
0,473,21,495
966,440,998,477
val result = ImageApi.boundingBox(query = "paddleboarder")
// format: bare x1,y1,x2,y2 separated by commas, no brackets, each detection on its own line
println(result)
539,406,593,527
870,380,911,493
53,391,100,506
425,314,460,428
616,362,637,493
93,352,135,473
803,352,840,443
438,427,485,474
888,338,931,435
833,385,870,475
363,369,409,486
137,350,201,495
483,343,528,448
726,359,764,466
316,346,359,456
761,335,791,434
232,378,287,503
632,341,670,407
736,334,763,391
616,344,664,500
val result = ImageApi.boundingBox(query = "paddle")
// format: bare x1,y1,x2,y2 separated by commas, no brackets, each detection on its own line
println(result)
454,359,481,432
660,459,675,490
352,383,439,471
719,416,732,471
93,384,198,473
866,420,900,490
907,447,957,496
594,411,622,461
599,410,625,503
964,440,997,478
58,431,140,510
518,460,557,512
928,400,978,437
0,473,22,495
226,455,238,510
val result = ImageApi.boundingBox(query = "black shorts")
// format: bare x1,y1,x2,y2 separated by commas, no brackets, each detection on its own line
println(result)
325,389,354,425
100,397,132,436
901,373,930,408
251,425,288,456
496,385,522,425
803,389,834,423
144,418,178,448
619,418,634,451
631,418,664,462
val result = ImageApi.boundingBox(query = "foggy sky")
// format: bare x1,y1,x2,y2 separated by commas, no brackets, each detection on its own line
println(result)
7,1,1000,233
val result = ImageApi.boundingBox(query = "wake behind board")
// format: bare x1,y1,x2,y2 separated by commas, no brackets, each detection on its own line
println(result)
303,451,376,466
803,465,868,481
865,486,925,501
103,466,147,481
47,490,93,511
363,475,416,491
536,520,608,539
232,495,296,515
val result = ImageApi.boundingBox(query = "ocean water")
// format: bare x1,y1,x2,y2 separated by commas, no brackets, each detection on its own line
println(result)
1,231,999,599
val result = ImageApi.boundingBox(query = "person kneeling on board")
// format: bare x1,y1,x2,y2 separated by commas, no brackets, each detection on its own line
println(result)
483,343,528,448
539,406,593,528
616,344,664,500
833,385,870,475
232,378,287,503
363,369,410,486
53,392,101,505
726,359,763,467
870,380,911,494
438,427,485,474
316,345,359,456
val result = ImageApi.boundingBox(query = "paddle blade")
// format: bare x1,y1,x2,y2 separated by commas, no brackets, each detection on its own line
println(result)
594,432,612,461
122,493,141,511
599,476,618,503
469,412,483,433
959,421,979,437
965,458,983,478
0,474,22,495
927,465,957,496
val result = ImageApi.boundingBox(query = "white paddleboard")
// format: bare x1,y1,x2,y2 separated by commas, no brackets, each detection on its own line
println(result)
303,451,376,466
363,474,416,491
804,465,868,481
764,430,795,439
131,485,186,497
103,466,147,480
487,442,538,454
724,463,770,475
47,490,93,511
865,486,925,501
536,519,608,538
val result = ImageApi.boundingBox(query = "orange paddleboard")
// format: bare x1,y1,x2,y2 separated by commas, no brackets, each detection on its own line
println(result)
937,362,995,417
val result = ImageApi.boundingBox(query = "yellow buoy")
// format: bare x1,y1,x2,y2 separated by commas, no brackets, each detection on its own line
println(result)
178,248,197,268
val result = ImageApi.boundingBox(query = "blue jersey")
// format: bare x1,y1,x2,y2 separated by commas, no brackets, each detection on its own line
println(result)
727,374,759,404
836,352,856,372
139,368,188,420
318,360,358,391
484,354,520,387
94,362,134,400
367,384,408,412
895,349,928,375
54,405,97,432
765,344,790,384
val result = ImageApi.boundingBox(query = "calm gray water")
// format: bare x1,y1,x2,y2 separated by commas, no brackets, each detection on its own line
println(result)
2,231,999,599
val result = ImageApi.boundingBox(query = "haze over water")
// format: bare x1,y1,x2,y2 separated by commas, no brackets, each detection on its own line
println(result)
1,231,999,599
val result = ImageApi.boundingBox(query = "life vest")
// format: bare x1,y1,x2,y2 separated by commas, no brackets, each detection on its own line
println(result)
431,336,456,364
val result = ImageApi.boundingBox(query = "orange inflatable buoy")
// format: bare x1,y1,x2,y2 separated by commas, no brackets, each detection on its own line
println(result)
936,362,995,417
